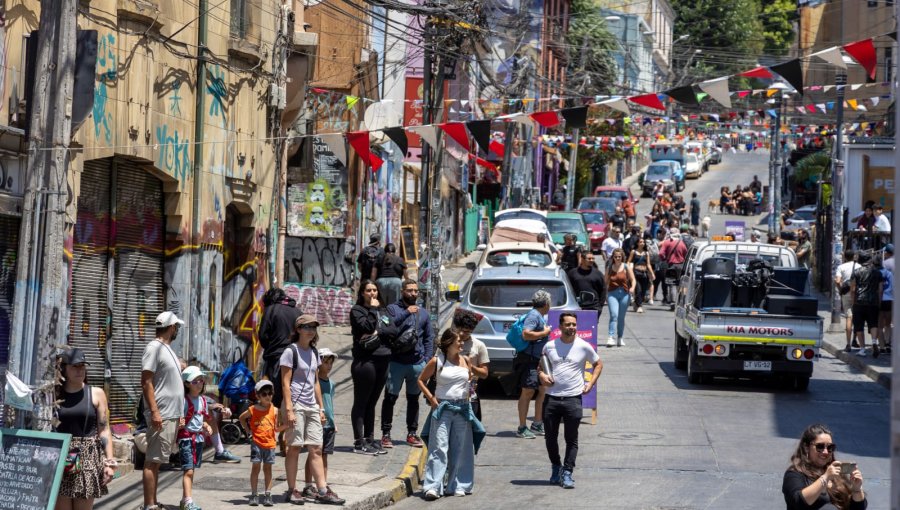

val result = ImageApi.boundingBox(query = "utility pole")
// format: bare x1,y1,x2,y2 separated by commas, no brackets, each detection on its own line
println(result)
565,128,579,211
773,93,783,237
8,0,78,430
273,3,289,285
767,101,778,236
892,0,900,499
830,71,847,326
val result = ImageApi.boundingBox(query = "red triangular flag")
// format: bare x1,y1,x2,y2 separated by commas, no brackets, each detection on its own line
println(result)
628,93,666,111
737,90,750,98
530,111,561,128
489,140,504,158
368,153,384,171
843,38,877,81
438,122,470,151
475,156,497,170
347,131,373,167
738,67,774,79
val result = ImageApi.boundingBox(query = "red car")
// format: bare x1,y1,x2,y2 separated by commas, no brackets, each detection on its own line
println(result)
579,210,610,253
593,185,639,208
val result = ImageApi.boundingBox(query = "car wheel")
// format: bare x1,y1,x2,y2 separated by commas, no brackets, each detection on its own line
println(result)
687,342,705,384
674,332,688,370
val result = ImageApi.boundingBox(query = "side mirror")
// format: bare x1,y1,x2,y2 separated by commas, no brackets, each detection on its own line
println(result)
445,290,461,302
476,244,487,251
465,262,477,271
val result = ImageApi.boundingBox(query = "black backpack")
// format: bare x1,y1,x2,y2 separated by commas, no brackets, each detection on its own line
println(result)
361,245,380,276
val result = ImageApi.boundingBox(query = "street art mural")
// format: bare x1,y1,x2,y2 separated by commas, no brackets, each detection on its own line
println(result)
93,32,116,144
284,236,354,287
287,136,348,237
283,283,352,326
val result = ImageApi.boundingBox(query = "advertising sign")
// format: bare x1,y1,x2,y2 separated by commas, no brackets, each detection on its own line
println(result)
725,220,745,241
547,309,599,414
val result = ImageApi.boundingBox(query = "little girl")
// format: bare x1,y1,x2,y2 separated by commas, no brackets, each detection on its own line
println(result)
179,366,213,510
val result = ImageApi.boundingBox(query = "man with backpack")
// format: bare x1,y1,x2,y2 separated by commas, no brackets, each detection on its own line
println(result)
357,233,385,282
506,290,552,439
381,279,434,449
658,229,687,309
259,287,300,409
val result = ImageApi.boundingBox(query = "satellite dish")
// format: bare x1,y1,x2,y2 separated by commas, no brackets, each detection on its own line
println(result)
364,101,402,142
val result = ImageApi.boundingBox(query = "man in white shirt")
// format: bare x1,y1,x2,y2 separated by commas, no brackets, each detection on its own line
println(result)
834,249,858,351
600,228,623,268
538,313,603,489
874,205,892,233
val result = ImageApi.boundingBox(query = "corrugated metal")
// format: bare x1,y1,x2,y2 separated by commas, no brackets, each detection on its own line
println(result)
70,160,112,398
0,215,20,428
108,160,165,424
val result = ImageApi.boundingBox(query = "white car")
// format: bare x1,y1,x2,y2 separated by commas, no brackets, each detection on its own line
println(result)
683,153,703,179
468,241,558,270
784,205,817,230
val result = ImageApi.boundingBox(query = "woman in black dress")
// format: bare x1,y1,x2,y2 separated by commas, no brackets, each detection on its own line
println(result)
782,423,867,510
55,348,115,509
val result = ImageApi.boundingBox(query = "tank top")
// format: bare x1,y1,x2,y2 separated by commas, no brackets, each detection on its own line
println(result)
249,405,277,449
56,385,97,437
434,353,470,401
607,265,629,291
632,251,648,267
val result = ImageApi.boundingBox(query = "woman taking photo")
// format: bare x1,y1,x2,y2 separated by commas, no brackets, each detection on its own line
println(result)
628,238,654,314
55,348,115,509
605,248,635,347
782,424,867,509
349,280,392,455
417,330,475,500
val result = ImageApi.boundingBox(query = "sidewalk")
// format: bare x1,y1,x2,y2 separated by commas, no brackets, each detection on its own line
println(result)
97,254,478,510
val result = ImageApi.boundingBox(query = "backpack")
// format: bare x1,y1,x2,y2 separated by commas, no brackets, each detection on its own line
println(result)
218,351,255,401
176,395,209,441
390,312,419,354
361,245,380,276
505,313,531,353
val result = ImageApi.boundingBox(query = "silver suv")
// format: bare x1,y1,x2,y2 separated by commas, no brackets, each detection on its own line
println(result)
450,266,580,376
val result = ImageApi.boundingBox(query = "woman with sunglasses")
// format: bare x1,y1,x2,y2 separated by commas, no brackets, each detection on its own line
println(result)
605,248,635,347
782,424,866,509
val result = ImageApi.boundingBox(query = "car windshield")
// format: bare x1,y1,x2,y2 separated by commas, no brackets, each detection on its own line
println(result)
704,253,785,267
548,218,586,233
595,190,627,201
469,280,567,307
495,211,546,223
793,210,816,221
576,198,617,214
686,154,698,163
647,165,672,180
486,250,553,267
581,212,607,224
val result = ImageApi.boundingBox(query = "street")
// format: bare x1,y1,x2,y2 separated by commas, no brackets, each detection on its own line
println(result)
395,152,891,509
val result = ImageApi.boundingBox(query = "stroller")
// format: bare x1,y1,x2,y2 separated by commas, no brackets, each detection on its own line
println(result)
218,347,255,444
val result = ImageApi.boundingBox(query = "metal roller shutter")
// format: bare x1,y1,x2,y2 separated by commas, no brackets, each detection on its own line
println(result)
107,160,165,423
0,215,20,427
70,160,112,402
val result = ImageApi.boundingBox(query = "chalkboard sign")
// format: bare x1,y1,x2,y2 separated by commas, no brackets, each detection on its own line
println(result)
0,428,70,510
400,225,419,264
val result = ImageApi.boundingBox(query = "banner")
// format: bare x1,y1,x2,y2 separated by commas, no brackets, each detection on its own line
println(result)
547,309,599,412
725,220,746,241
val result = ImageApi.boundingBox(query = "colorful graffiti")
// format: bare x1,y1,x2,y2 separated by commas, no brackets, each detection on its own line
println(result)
286,136,348,237
207,65,227,120
283,283,352,326
93,33,117,144
156,125,191,186
284,236,354,287
311,91,359,132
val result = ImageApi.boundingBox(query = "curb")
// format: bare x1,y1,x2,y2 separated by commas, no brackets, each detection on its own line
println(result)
389,446,429,504
820,341,891,390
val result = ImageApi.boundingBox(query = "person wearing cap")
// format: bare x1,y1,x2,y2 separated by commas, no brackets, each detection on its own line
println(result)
259,287,300,411
357,233,385,282
279,314,344,505
177,366,213,510
54,348,115,508
239,379,287,506
141,311,186,510
300,348,339,500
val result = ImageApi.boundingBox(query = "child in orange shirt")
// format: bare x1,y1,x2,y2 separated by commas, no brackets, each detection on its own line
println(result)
240,380,287,506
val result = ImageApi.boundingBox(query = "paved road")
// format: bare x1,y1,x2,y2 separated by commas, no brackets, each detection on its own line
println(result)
395,151,890,509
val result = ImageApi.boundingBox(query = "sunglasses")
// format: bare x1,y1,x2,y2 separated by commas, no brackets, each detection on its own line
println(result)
813,443,836,453
297,324,318,331
190,379,205,385
258,391,273,397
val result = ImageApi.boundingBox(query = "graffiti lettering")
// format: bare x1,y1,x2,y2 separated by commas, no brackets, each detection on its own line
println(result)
283,284,352,326
169,80,183,116
156,125,191,186
284,237,353,287
93,33,117,144
311,92,358,132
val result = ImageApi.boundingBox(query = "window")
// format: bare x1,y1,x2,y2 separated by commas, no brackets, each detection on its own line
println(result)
469,281,567,307
486,250,553,268
868,0,878,6
231,0,249,38
548,218,586,234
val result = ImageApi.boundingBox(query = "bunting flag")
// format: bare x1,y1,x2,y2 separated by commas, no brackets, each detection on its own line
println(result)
407,125,440,150
664,85,700,106
346,95,360,108
770,59,804,95
871,96,881,106
560,106,588,129
736,90,751,98
739,67,774,79
628,93,666,111
488,140,505,158
465,120,492,155
347,130,383,171
698,78,731,108
696,92,709,102
530,111,561,128
847,99,858,110
474,156,497,170
796,106,807,114
806,104,817,113
596,97,631,114
767,89,779,97
382,127,408,157
810,46,847,69
851,84,864,91
816,103,827,114
438,122,470,151
843,39,877,81
318,134,347,167
766,109,777,118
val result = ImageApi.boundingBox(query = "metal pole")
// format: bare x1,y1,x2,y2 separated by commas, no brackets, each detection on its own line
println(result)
774,93,783,237
830,71,847,325
767,109,777,236
892,0,900,498
565,128,580,211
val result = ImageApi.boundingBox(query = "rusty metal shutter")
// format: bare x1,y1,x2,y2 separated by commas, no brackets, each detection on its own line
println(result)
70,159,112,405
107,160,165,423
0,215,20,427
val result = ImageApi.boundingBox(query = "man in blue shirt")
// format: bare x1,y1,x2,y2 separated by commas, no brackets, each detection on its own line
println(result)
514,290,552,439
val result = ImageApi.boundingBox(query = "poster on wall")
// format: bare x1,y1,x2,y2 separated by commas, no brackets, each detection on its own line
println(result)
863,155,894,211
287,137,349,237
724,220,745,241
546,309,599,420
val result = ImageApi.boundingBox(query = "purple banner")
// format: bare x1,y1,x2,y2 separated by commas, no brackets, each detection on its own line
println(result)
547,309,599,410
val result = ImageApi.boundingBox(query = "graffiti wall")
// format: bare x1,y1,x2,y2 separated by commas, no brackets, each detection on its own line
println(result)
284,283,352,326
284,236,355,287
287,136,349,237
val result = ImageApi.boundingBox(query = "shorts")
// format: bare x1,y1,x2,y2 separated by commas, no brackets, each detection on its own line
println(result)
514,352,541,391
322,427,335,455
250,443,276,464
841,294,853,317
280,404,324,447
178,437,204,471
852,304,880,333
146,418,179,464
881,300,893,313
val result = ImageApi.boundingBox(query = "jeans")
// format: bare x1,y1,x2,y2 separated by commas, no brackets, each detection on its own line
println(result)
376,277,402,306
542,395,582,471
381,361,425,434
607,287,630,338
422,402,475,495
633,270,651,308
351,356,390,440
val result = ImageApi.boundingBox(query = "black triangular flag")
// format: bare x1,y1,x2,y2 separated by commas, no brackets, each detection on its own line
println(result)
560,106,588,129
382,127,408,157
465,120,492,155
770,59,804,96
664,85,699,106
889,32,897,41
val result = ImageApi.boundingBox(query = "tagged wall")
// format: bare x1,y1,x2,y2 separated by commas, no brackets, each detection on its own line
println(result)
284,236,355,287
283,283,352,326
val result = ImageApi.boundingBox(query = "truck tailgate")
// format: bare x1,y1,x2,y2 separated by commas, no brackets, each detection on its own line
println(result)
698,312,823,346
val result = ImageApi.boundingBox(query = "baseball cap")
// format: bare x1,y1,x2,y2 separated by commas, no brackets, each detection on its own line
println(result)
369,233,381,243
255,380,274,393
669,228,680,236
295,314,319,329
60,348,91,366
181,366,205,382
885,244,894,254
156,311,184,328
318,347,337,360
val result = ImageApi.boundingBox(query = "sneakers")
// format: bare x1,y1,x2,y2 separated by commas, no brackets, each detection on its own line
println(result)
852,339,860,348
857,348,868,357
560,470,575,489
301,486,317,501
406,433,424,447
263,493,274,507
214,450,241,463
353,440,377,455
549,464,562,484
314,487,345,505
516,426,536,439
368,438,388,455
844,344,852,353
606,336,616,347
873,345,881,358
637,307,644,313
529,422,545,436
453,491,467,497
617,337,625,347
286,488,305,505
180,501,202,510
424,489,441,501
380,435,394,449
249,494,259,507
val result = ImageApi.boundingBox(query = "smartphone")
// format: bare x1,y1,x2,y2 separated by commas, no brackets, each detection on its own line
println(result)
840,462,857,476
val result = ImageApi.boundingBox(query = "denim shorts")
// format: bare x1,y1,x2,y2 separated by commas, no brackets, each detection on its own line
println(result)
178,438,204,471
250,443,276,464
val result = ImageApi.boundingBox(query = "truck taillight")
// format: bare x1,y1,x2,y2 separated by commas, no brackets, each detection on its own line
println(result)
702,344,714,355
791,348,803,359
804,349,815,359
714,344,726,355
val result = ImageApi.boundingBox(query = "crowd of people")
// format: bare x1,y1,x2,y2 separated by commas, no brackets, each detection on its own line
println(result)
834,244,894,359
718,175,764,216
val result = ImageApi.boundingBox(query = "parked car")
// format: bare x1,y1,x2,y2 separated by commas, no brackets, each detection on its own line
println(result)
593,185,639,207
575,196,618,215
704,140,722,164
784,205,817,230
490,219,557,255
642,161,683,196
579,210,610,253
468,242,557,270
447,266,580,376
683,153,703,179
547,212,589,247
494,208,547,225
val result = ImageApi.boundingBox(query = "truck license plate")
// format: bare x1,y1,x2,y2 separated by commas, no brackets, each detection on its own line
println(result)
503,322,514,331
743,361,772,371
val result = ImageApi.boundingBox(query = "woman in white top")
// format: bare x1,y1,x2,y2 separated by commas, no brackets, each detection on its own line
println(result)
417,330,474,500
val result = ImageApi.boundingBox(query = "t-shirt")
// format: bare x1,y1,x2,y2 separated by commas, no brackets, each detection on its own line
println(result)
567,266,606,310
797,240,812,268
559,245,582,270
462,337,490,366
835,261,858,283
852,266,883,306
249,405,277,449
378,254,407,279
601,237,622,259
884,256,894,273
279,344,320,407
320,378,335,429
882,267,893,301
142,340,185,421
183,395,206,433
522,308,548,358
875,214,892,232
541,337,600,397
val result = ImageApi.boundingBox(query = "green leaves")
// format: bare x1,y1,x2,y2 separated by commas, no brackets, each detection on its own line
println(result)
567,0,619,95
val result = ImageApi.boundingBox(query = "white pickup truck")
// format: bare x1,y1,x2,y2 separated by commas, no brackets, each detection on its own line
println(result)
673,242,823,390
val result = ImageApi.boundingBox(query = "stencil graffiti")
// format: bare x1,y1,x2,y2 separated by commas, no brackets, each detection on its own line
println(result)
169,80,183,116
283,284,352,326
156,125,191,186
93,33,117,143
287,137,348,237
284,236,354,287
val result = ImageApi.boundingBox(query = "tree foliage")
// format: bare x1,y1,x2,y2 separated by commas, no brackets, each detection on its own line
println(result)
566,0,619,96
671,0,766,78
761,0,798,56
